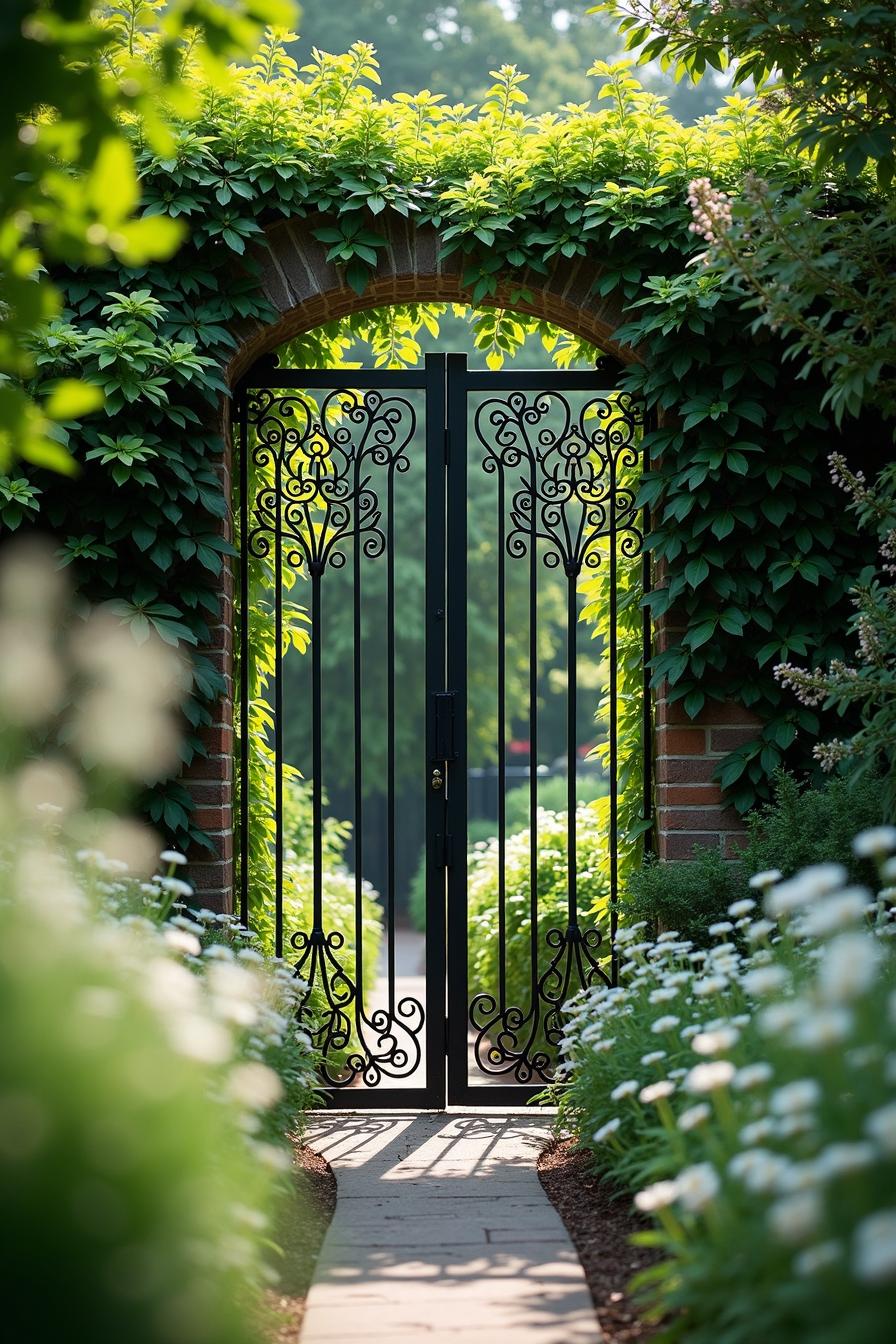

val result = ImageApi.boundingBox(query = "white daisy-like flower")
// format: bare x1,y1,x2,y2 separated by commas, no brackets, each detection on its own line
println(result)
610,1079,640,1101
797,888,871,938
154,876,193,899
686,1060,735,1093
160,849,188,866
639,1080,675,1104
742,964,790,996
226,1061,284,1110
739,1118,776,1145
817,931,882,1000
641,1050,667,1066
651,1015,680,1034
729,1148,788,1194
815,1142,875,1179
865,1101,896,1155
770,1079,820,1115
852,826,896,859
853,1210,896,1283
749,870,783,891
163,928,201,957
733,1062,773,1092
728,897,757,917
593,1117,622,1143
789,1007,853,1050
768,1190,824,1245
634,1180,679,1213
676,1162,720,1212
765,864,847,918
678,1103,711,1132
692,1026,740,1056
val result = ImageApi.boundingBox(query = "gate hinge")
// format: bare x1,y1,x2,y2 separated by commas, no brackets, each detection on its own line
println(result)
433,691,458,761
435,832,454,869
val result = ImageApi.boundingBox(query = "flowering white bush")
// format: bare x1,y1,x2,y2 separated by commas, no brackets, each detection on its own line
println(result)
557,829,896,1343
0,541,320,1342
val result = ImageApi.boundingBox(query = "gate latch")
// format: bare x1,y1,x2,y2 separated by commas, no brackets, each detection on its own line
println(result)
433,691,458,762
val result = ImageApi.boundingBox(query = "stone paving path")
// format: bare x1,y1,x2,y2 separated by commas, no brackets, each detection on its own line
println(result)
301,1113,601,1343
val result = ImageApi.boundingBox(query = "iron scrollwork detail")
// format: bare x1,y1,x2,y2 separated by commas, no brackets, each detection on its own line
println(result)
245,385,425,1087
245,385,415,576
290,929,425,1088
476,389,644,577
470,926,612,1084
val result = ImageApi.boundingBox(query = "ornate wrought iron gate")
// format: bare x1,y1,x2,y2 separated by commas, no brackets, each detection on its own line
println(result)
235,352,650,1109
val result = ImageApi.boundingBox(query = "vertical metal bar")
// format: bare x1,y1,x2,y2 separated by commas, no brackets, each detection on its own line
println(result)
567,573,578,926
445,352,468,1103
424,352,448,1109
238,388,250,930
353,450,364,1009
497,467,507,1010
274,444,284,960
311,570,323,932
609,443,619,976
642,413,654,859
386,464,397,1014
528,495,539,1021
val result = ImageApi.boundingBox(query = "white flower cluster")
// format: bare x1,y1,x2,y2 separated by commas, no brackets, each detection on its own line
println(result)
561,828,896,1313
77,847,321,1122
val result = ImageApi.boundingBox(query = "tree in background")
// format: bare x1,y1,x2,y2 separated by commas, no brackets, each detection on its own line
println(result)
290,0,727,119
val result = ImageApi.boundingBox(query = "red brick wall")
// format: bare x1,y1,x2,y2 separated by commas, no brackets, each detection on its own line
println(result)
185,214,758,909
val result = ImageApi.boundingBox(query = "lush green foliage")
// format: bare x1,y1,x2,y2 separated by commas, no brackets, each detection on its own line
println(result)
622,845,745,947
777,461,896,812
557,838,896,1343
9,15,879,853
408,770,608,931
467,800,611,1043
0,0,289,475
623,772,885,944
591,1,896,183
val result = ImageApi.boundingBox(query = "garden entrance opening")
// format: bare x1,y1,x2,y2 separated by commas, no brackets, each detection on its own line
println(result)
234,352,649,1108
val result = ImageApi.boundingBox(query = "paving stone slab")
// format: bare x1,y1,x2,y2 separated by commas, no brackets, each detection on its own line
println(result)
300,1113,601,1344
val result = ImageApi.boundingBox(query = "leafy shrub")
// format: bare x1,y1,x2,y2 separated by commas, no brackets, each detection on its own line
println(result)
467,800,611,1059
622,773,885,944
557,829,896,1344
742,771,885,881
621,845,745,947
409,774,607,932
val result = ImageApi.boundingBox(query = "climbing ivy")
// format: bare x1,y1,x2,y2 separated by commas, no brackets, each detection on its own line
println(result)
4,19,877,845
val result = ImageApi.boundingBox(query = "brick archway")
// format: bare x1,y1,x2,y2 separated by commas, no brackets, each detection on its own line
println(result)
185,214,753,907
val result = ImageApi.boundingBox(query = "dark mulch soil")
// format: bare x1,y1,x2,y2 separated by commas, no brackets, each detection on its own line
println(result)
264,1137,337,1342
538,1137,663,1344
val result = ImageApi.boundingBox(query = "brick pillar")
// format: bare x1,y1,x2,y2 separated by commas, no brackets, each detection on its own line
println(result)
183,457,235,912
655,694,762,861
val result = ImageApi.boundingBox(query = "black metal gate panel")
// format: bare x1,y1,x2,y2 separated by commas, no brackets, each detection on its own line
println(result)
235,353,649,1109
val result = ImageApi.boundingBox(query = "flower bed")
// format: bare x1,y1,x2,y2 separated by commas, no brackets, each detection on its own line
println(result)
556,828,896,1343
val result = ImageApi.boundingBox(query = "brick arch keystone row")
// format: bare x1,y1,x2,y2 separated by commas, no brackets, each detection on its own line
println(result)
183,214,757,909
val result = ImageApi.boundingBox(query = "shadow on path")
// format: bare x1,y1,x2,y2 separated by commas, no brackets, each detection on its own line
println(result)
300,1113,601,1343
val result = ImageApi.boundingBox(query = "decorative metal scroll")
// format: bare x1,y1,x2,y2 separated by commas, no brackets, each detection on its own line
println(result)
290,928,425,1088
468,389,643,1084
246,385,414,577
245,385,426,1088
476,390,644,580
